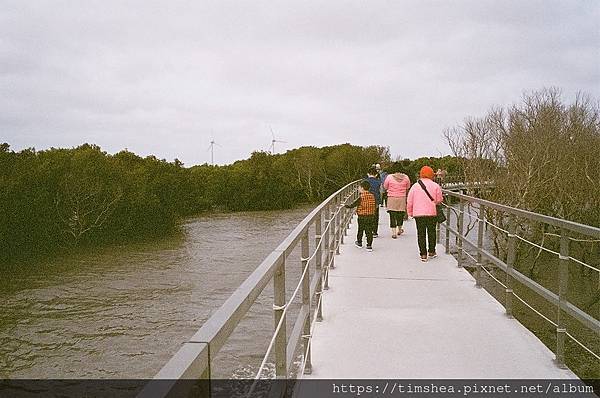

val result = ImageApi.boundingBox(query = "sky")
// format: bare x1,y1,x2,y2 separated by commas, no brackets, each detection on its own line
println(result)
1,0,599,166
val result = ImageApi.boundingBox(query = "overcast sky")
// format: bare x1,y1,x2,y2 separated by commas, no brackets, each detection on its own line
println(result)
1,1,599,165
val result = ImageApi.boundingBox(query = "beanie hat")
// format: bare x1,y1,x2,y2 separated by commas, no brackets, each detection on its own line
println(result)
420,166,435,179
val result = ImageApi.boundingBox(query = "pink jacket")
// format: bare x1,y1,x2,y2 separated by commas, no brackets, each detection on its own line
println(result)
383,173,410,197
407,178,443,217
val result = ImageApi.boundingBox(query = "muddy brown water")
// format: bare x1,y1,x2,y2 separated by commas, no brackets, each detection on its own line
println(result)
0,206,314,379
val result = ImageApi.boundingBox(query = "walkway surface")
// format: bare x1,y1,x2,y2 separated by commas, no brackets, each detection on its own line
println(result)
305,210,577,379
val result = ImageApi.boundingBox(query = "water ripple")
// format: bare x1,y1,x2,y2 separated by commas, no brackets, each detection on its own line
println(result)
0,206,311,378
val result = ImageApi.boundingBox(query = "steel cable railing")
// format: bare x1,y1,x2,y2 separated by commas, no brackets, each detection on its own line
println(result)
442,201,599,273
297,207,352,378
566,331,600,361
244,189,357,397
510,290,558,327
252,193,354,381
440,188,600,369
138,180,360,398
479,264,508,289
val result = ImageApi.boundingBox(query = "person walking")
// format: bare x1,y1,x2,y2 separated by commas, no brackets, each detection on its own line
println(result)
407,166,443,262
345,180,377,252
383,166,411,239
365,167,381,237
376,163,388,207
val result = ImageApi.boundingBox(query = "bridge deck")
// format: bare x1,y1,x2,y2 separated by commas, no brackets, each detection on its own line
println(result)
305,210,576,379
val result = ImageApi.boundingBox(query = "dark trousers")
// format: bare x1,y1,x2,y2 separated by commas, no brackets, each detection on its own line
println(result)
415,216,437,255
388,210,405,228
373,207,379,234
357,215,375,246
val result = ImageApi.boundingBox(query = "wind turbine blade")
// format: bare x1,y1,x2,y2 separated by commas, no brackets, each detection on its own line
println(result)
270,125,275,140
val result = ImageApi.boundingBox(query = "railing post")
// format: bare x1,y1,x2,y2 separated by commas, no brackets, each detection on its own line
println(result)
323,203,330,289
476,204,485,288
335,195,341,255
315,211,323,321
273,258,287,378
555,229,570,368
346,187,352,231
301,231,312,374
342,199,350,236
457,200,464,267
505,218,517,319
347,185,353,229
445,201,451,254
329,201,336,268
340,203,346,244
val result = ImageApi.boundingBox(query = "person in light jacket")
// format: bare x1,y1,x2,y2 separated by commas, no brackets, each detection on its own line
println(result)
407,166,443,262
383,166,411,239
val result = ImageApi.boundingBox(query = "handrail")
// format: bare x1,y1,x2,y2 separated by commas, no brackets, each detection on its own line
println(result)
439,189,600,368
444,190,600,239
254,194,351,378
138,179,360,398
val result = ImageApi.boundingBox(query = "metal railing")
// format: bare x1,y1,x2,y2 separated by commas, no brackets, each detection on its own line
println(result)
441,180,495,192
439,189,600,368
138,180,360,398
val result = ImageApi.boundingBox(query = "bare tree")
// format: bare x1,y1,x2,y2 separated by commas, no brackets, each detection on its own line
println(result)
444,87,600,270
55,175,122,246
291,147,327,201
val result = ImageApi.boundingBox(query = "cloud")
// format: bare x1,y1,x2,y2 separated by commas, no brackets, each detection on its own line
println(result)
1,0,598,165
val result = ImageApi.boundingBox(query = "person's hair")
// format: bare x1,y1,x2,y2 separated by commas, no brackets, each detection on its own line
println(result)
360,180,371,191
368,166,378,176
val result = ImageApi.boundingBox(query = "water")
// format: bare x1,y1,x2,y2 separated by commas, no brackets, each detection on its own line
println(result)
0,206,313,379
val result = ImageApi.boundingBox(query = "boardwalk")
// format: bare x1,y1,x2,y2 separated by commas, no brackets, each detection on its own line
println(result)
306,210,577,379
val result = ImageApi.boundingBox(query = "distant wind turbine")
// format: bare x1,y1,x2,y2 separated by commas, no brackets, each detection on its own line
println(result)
208,138,221,165
269,126,287,154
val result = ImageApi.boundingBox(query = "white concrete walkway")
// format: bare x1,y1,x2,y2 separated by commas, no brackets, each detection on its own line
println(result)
306,210,576,379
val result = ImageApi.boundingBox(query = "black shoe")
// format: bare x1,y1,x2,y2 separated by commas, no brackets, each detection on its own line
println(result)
366,246,373,252
354,241,363,248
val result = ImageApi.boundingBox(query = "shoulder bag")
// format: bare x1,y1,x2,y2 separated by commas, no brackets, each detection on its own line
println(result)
417,180,446,224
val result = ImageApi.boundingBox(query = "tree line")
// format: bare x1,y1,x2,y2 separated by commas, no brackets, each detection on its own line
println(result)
2,142,460,263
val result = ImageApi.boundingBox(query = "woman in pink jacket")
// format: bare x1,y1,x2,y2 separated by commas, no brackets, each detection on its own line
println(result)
383,166,411,238
407,166,443,262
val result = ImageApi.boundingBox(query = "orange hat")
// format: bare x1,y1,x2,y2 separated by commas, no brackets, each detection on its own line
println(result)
420,166,435,179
